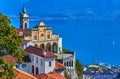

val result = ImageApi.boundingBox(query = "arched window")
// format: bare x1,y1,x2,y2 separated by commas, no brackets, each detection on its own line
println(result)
41,34,44,37
67,61,68,67
47,34,50,39
32,65,34,75
40,43,45,49
64,62,66,66
71,61,73,67
46,43,51,52
25,23,27,29
35,44,38,47
36,67,39,75
34,35,37,40
69,61,71,67
52,42,58,53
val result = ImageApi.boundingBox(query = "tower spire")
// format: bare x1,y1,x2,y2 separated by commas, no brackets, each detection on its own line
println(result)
22,4,27,14
20,4,29,29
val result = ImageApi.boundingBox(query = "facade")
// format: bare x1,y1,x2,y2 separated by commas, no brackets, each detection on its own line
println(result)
25,45,57,75
17,22,62,54
56,52,78,79
18,8,62,54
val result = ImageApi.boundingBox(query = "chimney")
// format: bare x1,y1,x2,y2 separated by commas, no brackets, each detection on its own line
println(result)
42,51,46,56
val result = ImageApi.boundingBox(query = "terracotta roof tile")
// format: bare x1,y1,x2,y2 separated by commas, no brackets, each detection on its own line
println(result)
22,40,30,45
16,29,27,35
14,68,37,79
35,72,66,79
3,55,17,64
47,72,66,79
55,62,65,70
35,73,49,79
25,46,57,58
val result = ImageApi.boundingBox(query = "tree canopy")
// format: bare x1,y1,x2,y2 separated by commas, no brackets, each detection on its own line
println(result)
76,59,83,79
0,13,27,78
0,13,22,55
0,13,27,63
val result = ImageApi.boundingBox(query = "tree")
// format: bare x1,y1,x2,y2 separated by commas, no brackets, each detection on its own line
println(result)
64,69,71,79
62,47,71,52
0,13,22,54
76,59,83,79
13,48,27,64
0,13,27,78
0,13,27,63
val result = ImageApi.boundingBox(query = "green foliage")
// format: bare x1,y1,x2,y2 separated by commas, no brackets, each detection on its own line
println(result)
0,13,22,54
64,69,71,79
0,57,6,64
62,47,71,52
13,48,27,64
0,13,27,78
76,59,83,79
0,58,15,79
1,63,15,79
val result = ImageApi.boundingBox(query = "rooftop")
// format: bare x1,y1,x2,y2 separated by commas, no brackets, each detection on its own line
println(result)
35,72,66,79
22,40,30,45
14,68,37,79
25,46,57,58
55,62,65,70
3,55,17,64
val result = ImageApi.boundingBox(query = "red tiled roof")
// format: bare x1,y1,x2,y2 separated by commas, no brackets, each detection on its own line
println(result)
3,55,17,64
14,68,37,79
16,29,27,35
47,72,66,79
25,46,57,58
22,40,30,45
35,73,49,79
35,72,66,79
55,62,65,70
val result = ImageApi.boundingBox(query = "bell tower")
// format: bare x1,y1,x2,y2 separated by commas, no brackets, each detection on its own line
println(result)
20,5,29,29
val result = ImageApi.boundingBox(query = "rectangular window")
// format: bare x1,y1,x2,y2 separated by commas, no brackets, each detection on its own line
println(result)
16,65,19,68
49,61,52,67
36,57,38,63
31,55,34,61
41,59,43,66
22,64,26,68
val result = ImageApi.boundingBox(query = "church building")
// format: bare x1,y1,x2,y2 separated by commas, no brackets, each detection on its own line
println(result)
17,6,62,54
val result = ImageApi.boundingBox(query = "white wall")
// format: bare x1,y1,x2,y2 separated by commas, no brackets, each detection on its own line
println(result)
22,41,34,49
58,38,62,53
29,54,45,75
15,62,31,73
44,58,55,73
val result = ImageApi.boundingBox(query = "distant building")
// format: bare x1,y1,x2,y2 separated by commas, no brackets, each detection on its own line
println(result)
82,65,114,79
82,71,114,79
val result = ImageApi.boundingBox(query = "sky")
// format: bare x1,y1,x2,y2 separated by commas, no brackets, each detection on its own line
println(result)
0,0,120,65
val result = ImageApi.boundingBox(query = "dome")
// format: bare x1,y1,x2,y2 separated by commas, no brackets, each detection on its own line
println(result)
39,22,45,27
